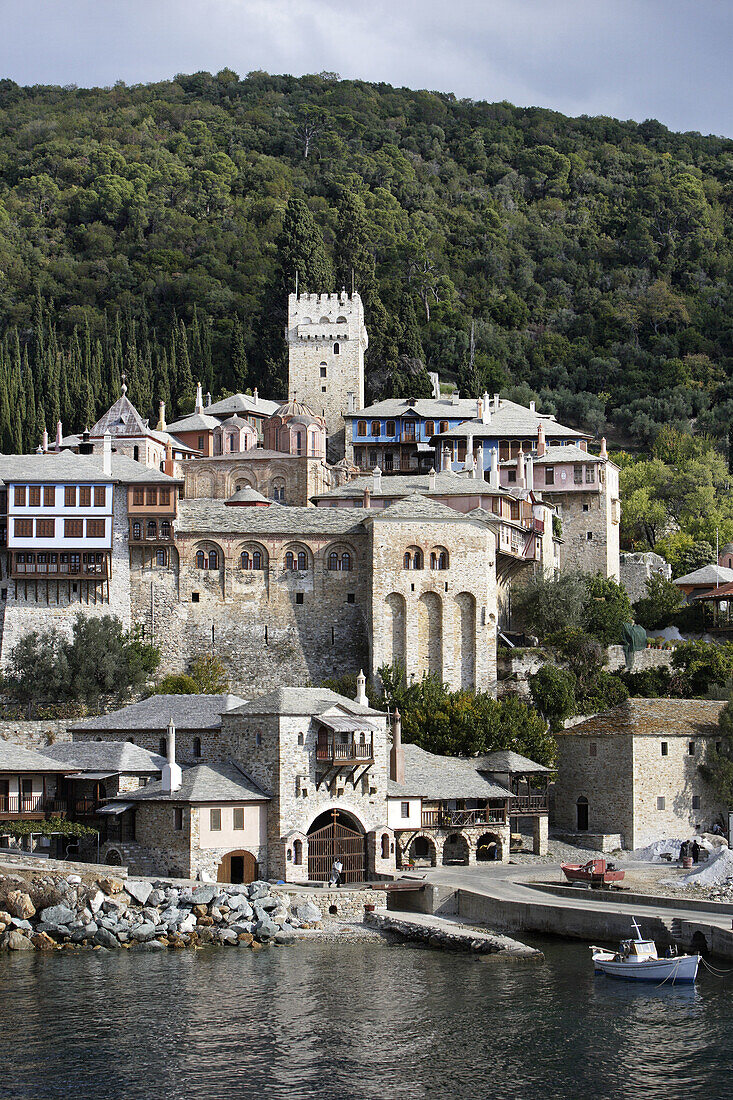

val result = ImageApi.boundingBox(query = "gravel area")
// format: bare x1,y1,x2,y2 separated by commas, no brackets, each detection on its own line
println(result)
509,832,605,866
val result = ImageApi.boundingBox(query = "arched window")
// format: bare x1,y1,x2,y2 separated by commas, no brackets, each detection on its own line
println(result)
132,522,141,540
193,737,201,758
133,445,140,462
285,551,295,570
241,551,251,570
196,550,205,569
430,548,449,570
208,550,218,570
228,434,236,452
297,551,307,570
293,839,302,865
381,833,390,859
340,553,351,572
404,551,411,570
147,520,157,539
252,550,262,570
295,431,302,455
334,342,340,355
439,421,449,433
156,548,167,567
404,548,423,570
160,520,171,538
329,552,339,571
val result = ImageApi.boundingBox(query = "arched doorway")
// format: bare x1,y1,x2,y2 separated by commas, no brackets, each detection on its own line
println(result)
442,833,469,865
406,834,437,868
307,809,366,883
576,797,589,832
476,833,503,861
218,850,257,885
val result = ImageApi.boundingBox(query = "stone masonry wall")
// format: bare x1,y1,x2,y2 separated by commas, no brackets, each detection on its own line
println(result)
178,455,331,508
553,733,635,847
632,734,722,850
0,718,71,750
620,552,672,603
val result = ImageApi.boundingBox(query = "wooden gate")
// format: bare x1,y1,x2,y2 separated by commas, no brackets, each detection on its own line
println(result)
217,850,257,885
307,814,366,883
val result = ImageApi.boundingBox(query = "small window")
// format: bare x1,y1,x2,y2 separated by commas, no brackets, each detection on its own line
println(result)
297,733,304,746
79,486,91,507
293,839,302,865
133,446,140,462
156,548,168,567
233,807,244,830
589,743,597,757
192,592,200,603
688,741,695,755
424,420,435,436
29,485,41,507
333,342,340,355
86,519,105,538
14,485,26,507
381,834,390,859
320,365,327,378
132,487,144,506
210,808,221,831
357,421,367,437
657,797,666,810
256,732,262,747
296,592,304,604
386,420,396,436
64,518,83,539
208,550,218,570
193,737,201,758
574,465,583,485
159,488,170,506
145,488,157,507
94,485,105,507
297,551,307,570
44,485,56,507
328,552,339,571
174,808,183,831
507,470,516,483
347,593,355,604
582,503,589,513
661,742,668,756
439,421,449,433
36,519,54,538
692,795,701,810
400,802,410,819
545,467,554,485
586,532,593,541
64,486,76,507
371,421,381,437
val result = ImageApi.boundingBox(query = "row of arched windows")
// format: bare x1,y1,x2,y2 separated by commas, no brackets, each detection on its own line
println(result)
403,546,449,570
194,546,355,572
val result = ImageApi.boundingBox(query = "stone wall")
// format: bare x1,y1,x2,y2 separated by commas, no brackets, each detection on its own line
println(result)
605,645,675,673
273,885,387,918
177,455,331,507
543,463,620,580
620,551,672,603
553,732,635,847
0,718,71,750
631,733,722,849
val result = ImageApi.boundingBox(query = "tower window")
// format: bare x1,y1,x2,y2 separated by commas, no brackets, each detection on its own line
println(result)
296,592,304,604
320,366,327,378
333,343,340,355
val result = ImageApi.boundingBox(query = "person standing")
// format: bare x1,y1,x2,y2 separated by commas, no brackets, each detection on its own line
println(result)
330,858,343,887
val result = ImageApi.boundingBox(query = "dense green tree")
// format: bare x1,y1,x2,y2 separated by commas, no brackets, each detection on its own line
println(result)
633,573,684,630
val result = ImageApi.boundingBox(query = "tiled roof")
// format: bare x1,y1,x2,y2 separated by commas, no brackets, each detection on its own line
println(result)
119,761,269,803
674,565,733,586
177,499,366,536
69,694,247,733
555,699,725,738
0,742,73,773
346,397,480,420
474,750,550,774
204,393,280,418
43,741,166,774
234,687,382,717
694,581,733,601
387,744,512,799
432,400,587,441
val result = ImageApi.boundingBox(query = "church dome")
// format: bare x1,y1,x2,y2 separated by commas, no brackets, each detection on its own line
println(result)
273,397,326,429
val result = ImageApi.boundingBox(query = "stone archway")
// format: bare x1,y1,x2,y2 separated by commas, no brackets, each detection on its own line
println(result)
217,850,258,885
307,808,366,883
442,833,470,865
405,833,438,868
476,832,503,862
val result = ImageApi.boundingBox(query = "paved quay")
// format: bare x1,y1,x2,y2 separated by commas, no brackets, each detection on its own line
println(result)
364,908,542,957
394,862,733,959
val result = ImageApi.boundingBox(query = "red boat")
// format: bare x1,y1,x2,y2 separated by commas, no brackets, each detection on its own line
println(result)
561,858,625,888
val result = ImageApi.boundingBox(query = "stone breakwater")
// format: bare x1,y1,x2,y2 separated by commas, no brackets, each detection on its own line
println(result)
365,911,542,958
0,872,326,953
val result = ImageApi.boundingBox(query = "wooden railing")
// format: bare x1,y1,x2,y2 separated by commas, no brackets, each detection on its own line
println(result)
0,796,67,815
12,561,108,578
316,733,374,764
421,807,507,828
511,794,548,813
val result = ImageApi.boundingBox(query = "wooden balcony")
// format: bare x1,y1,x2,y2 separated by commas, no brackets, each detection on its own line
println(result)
316,733,374,764
129,519,174,544
0,796,67,818
421,806,507,828
11,553,108,579
511,794,548,815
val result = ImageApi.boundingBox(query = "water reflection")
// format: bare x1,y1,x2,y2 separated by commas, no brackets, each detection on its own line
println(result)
0,940,729,1100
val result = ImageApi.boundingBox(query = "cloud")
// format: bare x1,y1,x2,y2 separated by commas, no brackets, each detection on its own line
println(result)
1,0,732,136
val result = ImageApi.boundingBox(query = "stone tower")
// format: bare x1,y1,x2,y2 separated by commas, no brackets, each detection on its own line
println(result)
286,290,367,449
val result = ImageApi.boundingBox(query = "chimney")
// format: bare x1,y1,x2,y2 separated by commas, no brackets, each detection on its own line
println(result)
529,400,536,413
205,392,212,407
429,466,437,491
79,429,93,456
476,398,482,419
195,382,203,414
516,450,525,489
102,431,112,476
493,393,500,410
451,389,460,406
162,717,182,794
600,437,608,458
253,388,259,406
42,428,49,453
525,455,534,493
355,670,368,706
164,439,174,477
390,710,405,783
55,420,63,451
372,466,382,494
156,401,166,432
475,443,485,480
347,391,356,414
489,447,499,489
363,486,371,509
537,422,546,458
481,393,491,425
441,446,452,473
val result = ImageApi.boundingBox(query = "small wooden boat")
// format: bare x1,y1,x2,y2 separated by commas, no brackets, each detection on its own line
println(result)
561,858,625,888
590,920,700,984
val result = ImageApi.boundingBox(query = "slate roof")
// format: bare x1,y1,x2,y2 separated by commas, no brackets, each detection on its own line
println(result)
674,564,733,587
474,750,550,774
204,393,280,418
235,687,383,717
555,699,725,738
226,487,273,505
90,393,150,438
165,412,220,433
533,445,603,464
99,454,181,485
177,499,366,536
0,451,115,485
387,744,512,799
0,742,73,773
367,493,476,523
432,400,587,441
69,694,247,734
43,741,166,774
118,761,269,804
179,449,300,464
313,470,511,503
345,397,480,420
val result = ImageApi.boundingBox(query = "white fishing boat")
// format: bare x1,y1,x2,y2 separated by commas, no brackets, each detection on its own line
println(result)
590,919,700,984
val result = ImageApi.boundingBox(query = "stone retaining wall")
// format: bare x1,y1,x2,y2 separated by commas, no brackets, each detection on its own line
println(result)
273,885,387,919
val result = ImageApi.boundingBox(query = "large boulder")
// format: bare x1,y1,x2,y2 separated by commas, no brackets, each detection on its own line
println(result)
40,904,76,926
32,932,58,951
291,899,322,924
98,877,125,896
94,927,120,949
125,880,153,906
88,890,105,915
147,889,166,907
6,930,33,951
254,917,279,942
131,923,158,942
192,885,217,905
6,891,35,920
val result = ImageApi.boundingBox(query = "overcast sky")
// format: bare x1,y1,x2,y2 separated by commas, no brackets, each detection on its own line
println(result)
2,0,731,137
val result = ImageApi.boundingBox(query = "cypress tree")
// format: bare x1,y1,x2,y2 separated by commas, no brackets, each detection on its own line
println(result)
230,318,249,392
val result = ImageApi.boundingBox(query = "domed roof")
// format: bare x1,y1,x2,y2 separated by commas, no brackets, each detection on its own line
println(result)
273,397,326,429
219,414,250,429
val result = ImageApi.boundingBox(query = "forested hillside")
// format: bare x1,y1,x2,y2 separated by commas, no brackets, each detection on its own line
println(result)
2,68,733,454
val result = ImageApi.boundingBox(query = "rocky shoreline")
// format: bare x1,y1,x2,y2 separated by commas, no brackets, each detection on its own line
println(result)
0,871,326,952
